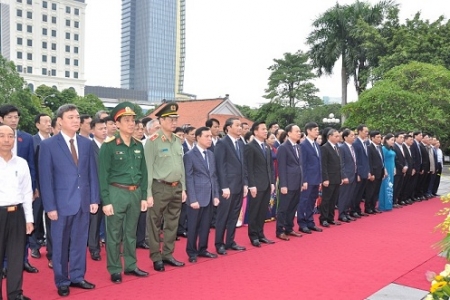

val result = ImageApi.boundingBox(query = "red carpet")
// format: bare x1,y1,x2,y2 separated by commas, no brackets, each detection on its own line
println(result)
9,198,446,299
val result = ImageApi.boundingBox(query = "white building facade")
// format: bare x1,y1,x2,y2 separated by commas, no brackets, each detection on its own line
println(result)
0,0,86,95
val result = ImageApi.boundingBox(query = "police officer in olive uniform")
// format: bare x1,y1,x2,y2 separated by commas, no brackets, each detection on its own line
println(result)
144,102,187,272
98,102,149,284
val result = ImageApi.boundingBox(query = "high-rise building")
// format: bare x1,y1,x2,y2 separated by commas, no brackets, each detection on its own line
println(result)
121,0,188,102
0,0,86,95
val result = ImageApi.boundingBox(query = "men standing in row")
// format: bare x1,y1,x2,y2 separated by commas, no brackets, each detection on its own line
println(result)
214,118,248,254
319,129,342,227
351,125,370,218
338,130,358,223
145,102,186,271
245,121,275,247
98,103,149,283
39,104,99,297
184,127,220,262
401,134,416,202
276,124,303,240
365,131,385,214
0,124,34,300
298,122,323,234
393,133,408,206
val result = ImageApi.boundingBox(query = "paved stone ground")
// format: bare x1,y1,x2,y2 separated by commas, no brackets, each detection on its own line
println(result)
367,166,450,300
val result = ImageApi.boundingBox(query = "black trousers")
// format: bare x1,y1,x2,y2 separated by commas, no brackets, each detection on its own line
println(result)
338,174,357,219
215,192,243,249
29,197,44,250
136,211,146,245
0,205,26,300
88,205,103,254
186,203,212,257
433,164,443,194
421,172,431,195
177,203,188,235
319,183,340,223
247,186,271,241
276,189,300,235
351,178,367,214
393,174,405,204
410,173,420,199
415,172,427,197
365,177,382,212
400,173,411,201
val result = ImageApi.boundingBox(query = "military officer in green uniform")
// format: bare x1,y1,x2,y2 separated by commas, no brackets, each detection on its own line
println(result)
98,102,149,284
144,102,186,272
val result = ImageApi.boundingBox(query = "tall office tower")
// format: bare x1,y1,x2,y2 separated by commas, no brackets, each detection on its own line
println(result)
0,0,86,95
121,0,187,102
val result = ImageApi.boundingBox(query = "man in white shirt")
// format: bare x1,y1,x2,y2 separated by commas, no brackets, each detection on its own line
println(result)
0,124,33,300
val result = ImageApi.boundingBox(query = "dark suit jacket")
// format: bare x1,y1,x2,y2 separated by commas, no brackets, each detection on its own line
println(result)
368,143,384,179
393,143,407,174
419,142,430,172
91,139,100,169
17,130,36,190
184,147,219,207
411,141,422,172
244,139,275,190
182,141,194,155
214,135,248,194
300,139,322,185
39,134,100,216
339,143,357,183
32,134,42,189
277,140,302,190
403,144,414,175
353,137,369,179
321,142,341,185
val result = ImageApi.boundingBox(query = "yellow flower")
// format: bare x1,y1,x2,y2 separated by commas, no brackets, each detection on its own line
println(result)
435,275,444,281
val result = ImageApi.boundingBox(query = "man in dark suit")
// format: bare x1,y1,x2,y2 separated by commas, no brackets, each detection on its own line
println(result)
184,127,220,262
365,131,385,214
214,118,248,255
88,118,107,261
245,121,275,247
401,134,416,202
411,131,423,201
338,130,358,222
182,126,196,154
29,113,53,268
276,124,303,241
320,129,342,227
417,133,431,199
39,104,100,297
298,122,323,233
351,124,370,218
206,118,220,228
0,105,38,275
393,132,408,206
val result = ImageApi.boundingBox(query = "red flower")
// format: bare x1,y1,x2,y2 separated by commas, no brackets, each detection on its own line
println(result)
18,137,23,142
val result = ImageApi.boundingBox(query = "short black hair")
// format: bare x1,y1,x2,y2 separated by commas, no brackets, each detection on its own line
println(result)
135,119,142,125
268,122,278,129
34,113,50,124
404,134,412,140
394,131,405,138
80,114,91,124
369,130,380,139
205,118,219,127
0,105,20,118
51,117,58,128
285,123,297,133
195,126,210,138
141,117,152,127
223,117,239,133
342,129,353,140
56,104,77,119
356,124,367,133
173,127,184,134
304,122,318,133
250,121,265,135
413,131,422,138
184,126,196,134
90,118,106,130
383,133,395,148
103,116,115,123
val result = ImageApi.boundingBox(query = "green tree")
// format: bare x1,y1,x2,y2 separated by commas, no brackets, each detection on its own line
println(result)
73,94,106,116
250,102,299,128
295,104,342,130
0,54,26,104
263,51,321,108
307,0,395,112
9,89,47,134
343,62,450,140
235,104,258,120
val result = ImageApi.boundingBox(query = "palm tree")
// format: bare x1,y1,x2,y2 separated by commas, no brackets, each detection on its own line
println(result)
306,0,396,121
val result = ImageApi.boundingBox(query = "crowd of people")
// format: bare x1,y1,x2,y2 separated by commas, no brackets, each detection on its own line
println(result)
0,100,443,300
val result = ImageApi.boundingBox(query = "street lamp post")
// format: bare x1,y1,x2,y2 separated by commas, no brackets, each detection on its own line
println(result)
323,113,340,127
39,94,56,108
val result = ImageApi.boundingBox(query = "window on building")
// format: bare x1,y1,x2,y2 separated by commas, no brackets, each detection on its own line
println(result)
51,30,56,37
27,53,32,60
27,39,32,46
26,25,32,33
65,58,70,65
42,68,48,75
42,1,47,8
74,8,79,15
26,0,32,4
17,51,23,59
65,20,70,27
52,3,56,10
74,21,79,28
27,67,32,74
17,65,23,72
65,32,70,39
42,14,47,22
42,55,47,62
51,69,56,76
66,6,71,14
74,47,78,54
51,16,56,24
42,28,47,35
74,34,79,41
65,45,70,52
42,41,47,49
17,9,22,17
17,37,23,45
65,71,70,78
51,56,56,64
74,59,78,66
17,0,22,3
26,11,32,19
17,23,22,31
51,43,56,50
74,72,78,79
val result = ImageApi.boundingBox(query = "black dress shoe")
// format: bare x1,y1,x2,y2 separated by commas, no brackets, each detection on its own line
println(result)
259,237,275,244
14,294,31,300
329,220,341,225
338,217,350,223
198,251,218,258
90,251,101,261
373,209,382,214
23,262,38,273
124,268,148,277
251,240,261,247
308,226,323,232
228,244,246,251
346,215,356,221
70,280,95,289
111,273,122,283
188,256,197,263
320,221,330,228
162,258,185,267
177,232,188,238
406,199,413,204
153,261,165,272
1,267,6,278
137,242,150,249
393,204,400,208
57,286,70,297
351,212,361,218
300,227,312,234
365,210,374,214
216,245,227,255
31,249,41,259
359,212,369,216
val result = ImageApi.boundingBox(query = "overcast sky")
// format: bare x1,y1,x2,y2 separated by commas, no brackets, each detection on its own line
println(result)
84,0,447,107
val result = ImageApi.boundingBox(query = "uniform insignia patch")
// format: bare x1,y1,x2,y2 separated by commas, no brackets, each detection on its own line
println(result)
161,135,167,142
134,150,141,154
150,133,159,141
105,136,116,143
115,151,124,155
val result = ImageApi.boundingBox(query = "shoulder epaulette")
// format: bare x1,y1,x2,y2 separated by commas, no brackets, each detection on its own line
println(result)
132,136,142,143
105,136,116,143
149,133,159,141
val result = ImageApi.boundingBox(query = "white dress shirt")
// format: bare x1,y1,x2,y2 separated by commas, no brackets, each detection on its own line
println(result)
0,154,33,223
60,131,79,159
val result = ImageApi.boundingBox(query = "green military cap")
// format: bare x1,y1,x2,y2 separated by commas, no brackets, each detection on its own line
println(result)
155,102,179,118
111,102,137,121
